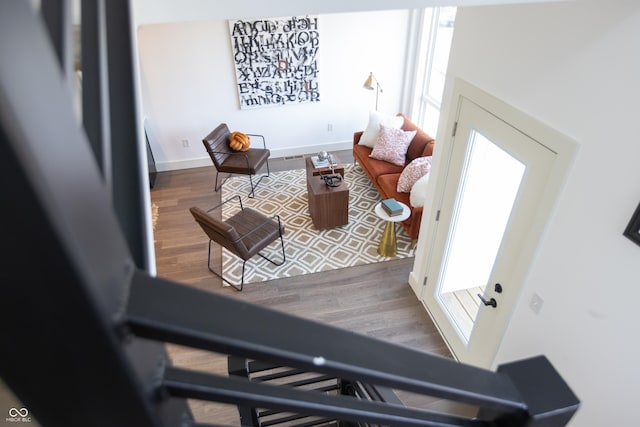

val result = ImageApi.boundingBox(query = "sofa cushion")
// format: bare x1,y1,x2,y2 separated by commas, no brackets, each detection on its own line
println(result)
355,143,404,177
358,111,404,148
397,156,432,193
377,172,408,199
369,125,417,166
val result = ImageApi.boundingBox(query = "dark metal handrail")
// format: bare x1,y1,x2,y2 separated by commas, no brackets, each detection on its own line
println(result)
126,272,524,411
126,270,579,426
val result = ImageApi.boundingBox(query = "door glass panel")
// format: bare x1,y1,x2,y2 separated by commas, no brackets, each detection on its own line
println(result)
437,130,525,343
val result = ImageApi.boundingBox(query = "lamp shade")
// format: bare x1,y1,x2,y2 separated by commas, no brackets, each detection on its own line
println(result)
363,72,374,90
362,72,383,110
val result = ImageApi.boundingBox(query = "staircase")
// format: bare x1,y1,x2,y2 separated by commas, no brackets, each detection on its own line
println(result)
227,357,407,427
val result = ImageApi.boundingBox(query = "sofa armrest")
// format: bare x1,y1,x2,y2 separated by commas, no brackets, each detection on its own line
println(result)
353,131,364,146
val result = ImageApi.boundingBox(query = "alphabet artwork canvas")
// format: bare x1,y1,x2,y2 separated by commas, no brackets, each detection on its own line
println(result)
228,16,320,109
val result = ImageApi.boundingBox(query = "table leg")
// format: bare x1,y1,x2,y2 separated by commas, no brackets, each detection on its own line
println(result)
378,221,397,257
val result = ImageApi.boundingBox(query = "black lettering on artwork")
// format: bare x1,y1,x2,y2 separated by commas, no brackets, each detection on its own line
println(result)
230,16,320,109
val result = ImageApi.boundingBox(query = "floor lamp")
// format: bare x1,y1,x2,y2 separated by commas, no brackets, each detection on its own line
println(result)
363,72,383,111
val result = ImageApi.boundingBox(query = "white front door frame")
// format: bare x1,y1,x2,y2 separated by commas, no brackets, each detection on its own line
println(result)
408,78,579,368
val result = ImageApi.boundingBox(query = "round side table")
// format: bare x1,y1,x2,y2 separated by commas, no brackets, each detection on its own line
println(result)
374,201,411,257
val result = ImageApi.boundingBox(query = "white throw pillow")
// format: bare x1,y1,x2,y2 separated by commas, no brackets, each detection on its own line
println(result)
358,111,404,148
410,172,431,207
397,156,432,193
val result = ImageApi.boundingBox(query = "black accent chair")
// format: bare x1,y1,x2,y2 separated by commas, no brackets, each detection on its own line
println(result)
202,123,271,198
189,196,285,291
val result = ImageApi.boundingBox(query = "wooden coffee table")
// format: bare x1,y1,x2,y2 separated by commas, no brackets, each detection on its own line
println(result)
305,156,349,230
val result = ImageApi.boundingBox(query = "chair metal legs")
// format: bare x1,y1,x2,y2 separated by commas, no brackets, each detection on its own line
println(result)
214,160,271,199
247,160,270,198
206,232,285,292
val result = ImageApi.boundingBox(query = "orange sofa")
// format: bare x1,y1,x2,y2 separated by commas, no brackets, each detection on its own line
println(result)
353,113,435,241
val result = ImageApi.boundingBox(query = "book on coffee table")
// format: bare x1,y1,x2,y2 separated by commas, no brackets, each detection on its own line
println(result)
311,154,336,169
381,198,403,216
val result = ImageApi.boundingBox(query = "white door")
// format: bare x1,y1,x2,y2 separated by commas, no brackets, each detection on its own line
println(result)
422,95,556,368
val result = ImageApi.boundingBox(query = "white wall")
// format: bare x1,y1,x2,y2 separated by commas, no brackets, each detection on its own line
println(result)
136,10,410,170
442,1,640,425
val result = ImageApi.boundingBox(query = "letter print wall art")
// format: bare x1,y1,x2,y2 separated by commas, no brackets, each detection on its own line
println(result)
228,16,320,109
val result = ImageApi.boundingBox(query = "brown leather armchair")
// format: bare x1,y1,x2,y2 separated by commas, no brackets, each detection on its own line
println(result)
189,196,285,291
202,123,271,198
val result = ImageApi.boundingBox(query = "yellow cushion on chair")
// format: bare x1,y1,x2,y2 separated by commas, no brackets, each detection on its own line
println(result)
229,131,251,151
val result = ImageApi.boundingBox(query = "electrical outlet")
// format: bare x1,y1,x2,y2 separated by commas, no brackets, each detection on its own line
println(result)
181,139,189,148
327,123,333,132
529,292,544,315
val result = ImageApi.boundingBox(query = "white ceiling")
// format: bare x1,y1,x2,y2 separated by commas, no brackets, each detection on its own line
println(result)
133,0,570,25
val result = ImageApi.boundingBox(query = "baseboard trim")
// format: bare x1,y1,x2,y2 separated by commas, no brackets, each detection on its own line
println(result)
270,140,352,159
155,140,353,172
408,271,422,297
155,157,211,172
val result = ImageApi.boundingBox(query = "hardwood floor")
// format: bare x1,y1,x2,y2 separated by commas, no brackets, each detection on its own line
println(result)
150,150,458,425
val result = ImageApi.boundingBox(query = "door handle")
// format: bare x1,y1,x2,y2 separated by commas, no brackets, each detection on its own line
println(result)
477,293,497,308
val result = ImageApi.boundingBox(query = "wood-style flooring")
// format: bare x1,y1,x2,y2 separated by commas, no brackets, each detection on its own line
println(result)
441,286,484,341
150,150,461,425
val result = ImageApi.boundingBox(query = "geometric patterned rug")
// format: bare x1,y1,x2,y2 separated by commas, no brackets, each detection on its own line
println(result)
221,163,414,286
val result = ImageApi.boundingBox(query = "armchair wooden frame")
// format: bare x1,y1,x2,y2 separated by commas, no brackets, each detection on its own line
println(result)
202,123,271,199
190,195,286,291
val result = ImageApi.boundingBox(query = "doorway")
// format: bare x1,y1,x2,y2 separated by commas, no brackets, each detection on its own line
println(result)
417,79,577,368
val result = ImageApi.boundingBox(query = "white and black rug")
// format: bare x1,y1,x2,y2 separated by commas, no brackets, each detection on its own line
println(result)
221,163,414,285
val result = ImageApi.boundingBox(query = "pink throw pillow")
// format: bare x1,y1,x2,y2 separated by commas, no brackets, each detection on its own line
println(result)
369,125,416,166
397,156,432,193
